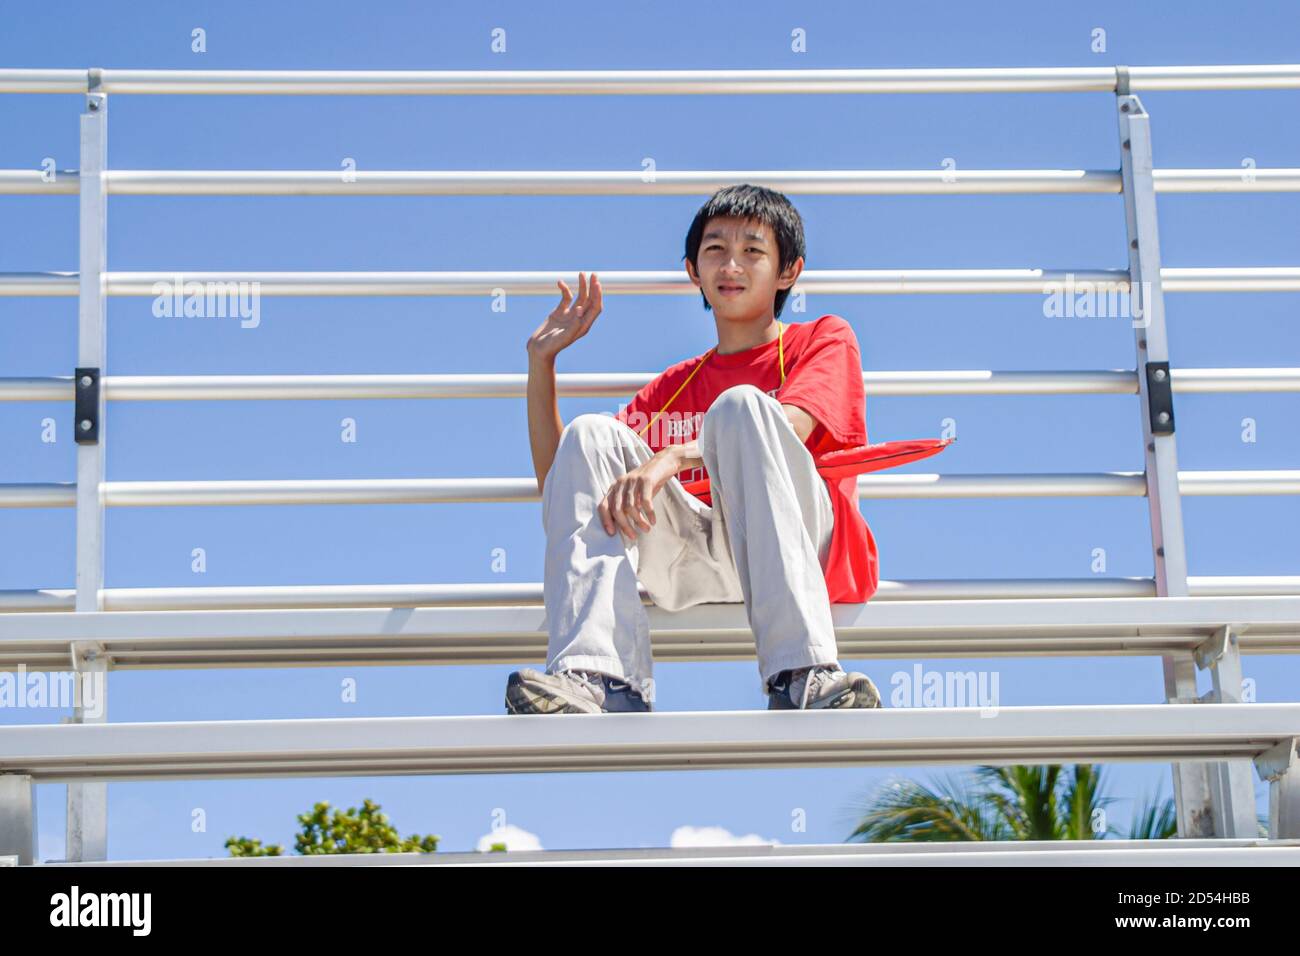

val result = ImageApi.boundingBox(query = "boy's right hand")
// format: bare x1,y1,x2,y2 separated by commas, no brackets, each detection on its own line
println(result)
526,272,603,362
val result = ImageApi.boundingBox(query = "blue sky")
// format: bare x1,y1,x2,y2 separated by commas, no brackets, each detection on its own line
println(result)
1,0,1297,859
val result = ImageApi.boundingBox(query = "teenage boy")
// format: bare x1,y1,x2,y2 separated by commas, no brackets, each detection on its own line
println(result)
507,184,882,715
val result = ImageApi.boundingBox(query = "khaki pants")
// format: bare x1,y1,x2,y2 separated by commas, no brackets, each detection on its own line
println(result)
541,383,839,699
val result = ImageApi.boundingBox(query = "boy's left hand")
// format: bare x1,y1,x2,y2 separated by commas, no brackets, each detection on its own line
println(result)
597,449,682,541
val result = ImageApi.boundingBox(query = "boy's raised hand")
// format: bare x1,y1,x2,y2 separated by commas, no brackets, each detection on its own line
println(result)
526,272,603,361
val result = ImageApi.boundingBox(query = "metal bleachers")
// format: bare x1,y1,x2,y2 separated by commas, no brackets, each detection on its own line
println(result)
1,64,1299,866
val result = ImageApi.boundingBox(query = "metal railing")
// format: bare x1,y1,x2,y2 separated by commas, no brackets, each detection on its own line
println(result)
4,63,1300,95
5,167,1300,195
1,64,1298,864
4,596,1300,666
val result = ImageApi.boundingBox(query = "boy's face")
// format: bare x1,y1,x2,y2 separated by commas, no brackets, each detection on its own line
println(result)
686,216,802,322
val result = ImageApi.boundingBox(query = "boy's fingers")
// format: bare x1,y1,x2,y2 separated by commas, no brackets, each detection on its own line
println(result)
603,488,632,538
615,484,641,539
631,483,653,530
614,504,637,540
599,478,652,539
624,501,644,532
581,276,602,327
612,484,630,531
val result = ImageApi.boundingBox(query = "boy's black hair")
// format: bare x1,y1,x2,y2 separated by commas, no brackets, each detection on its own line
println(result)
683,183,806,319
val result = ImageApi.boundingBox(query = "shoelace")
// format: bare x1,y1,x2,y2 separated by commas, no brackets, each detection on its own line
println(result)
793,665,843,710
563,669,604,696
564,669,646,703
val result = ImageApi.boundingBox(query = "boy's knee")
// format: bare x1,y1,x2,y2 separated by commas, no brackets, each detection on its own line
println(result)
564,412,618,435
701,384,769,443
559,412,629,456
711,384,767,416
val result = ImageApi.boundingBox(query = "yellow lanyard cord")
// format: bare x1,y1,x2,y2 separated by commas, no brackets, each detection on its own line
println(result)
637,320,785,440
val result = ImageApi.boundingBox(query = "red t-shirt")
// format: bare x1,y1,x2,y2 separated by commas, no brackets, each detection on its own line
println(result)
615,313,879,604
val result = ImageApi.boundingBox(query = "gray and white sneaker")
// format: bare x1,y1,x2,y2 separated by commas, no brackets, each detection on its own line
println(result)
504,668,652,715
766,664,881,711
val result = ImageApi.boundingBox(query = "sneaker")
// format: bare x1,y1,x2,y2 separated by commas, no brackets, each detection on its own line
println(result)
504,668,652,715
601,676,653,713
766,664,882,711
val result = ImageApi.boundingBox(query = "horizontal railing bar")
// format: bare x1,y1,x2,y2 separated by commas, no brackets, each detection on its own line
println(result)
1161,267,1300,292
0,473,1140,507
6,368,1300,403
0,170,79,195
5,576,1300,616
7,168,1300,196
4,268,1298,296
0,272,77,294
1192,576,1300,596
0,484,77,507
1179,471,1300,495
35,840,1300,868
1171,368,1300,392
4,596,1299,670
1,703,1296,783
0,579,1154,613
3,65,1300,96
0,370,1139,400
0,269,1129,296
5,471,1299,508
1152,168,1300,192
856,473,1149,498
0,168,1123,196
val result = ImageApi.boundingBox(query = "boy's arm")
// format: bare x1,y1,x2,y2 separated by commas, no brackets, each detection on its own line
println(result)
526,351,565,494
773,316,867,445
526,273,604,494
781,404,819,444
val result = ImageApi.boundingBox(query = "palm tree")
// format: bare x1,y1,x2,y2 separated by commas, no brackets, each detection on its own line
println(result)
847,764,1180,842
1127,782,1180,840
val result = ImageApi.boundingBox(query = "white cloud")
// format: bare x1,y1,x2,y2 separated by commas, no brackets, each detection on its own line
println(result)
669,825,779,847
476,824,543,852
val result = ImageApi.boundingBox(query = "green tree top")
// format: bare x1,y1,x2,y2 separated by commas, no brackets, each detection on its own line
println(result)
226,798,439,857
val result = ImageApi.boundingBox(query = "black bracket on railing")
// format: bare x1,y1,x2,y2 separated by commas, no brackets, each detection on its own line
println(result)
74,367,100,444
1145,361,1175,435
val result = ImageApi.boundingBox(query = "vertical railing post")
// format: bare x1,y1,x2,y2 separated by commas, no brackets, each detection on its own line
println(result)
0,775,37,866
1195,627,1262,836
68,71,109,862
1115,79,1256,838
1255,739,1300,839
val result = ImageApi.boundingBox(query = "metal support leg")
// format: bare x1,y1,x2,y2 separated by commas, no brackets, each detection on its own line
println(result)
69,76,109,862
1161,653,1216,836
1195,626,1261,837
0,774,38,866
1116,90,1219,838
1255,738,1300,839
65,642,108,861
